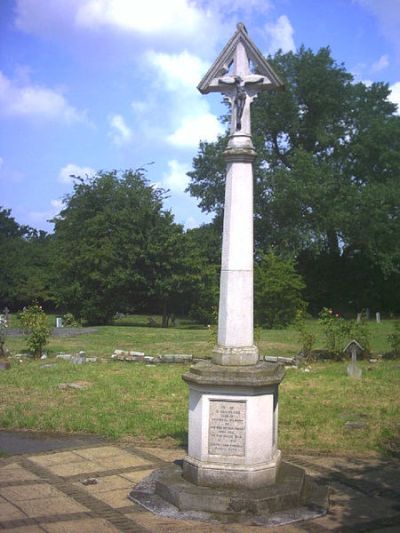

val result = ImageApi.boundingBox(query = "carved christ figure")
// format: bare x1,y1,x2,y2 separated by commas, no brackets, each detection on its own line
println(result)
217,74,267,132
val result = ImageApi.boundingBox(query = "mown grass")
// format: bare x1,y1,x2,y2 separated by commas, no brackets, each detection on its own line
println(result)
1,314,399,455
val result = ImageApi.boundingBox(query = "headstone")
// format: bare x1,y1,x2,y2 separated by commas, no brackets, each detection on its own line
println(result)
344,340,363,379
3,307,10,325
366,307,370,320
376,312,381,323
56,317,63,328
356,312,362,322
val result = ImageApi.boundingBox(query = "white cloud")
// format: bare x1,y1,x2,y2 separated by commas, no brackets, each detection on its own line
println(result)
108,113,133,144
146,50,209,91
389,81,400,114
75,0,208,38
184,216,198,229
162,160,190,193
371,54,389,72
355,0,400,56
131,100,149,114
58,163,96,184
265,15,295,54
167,112,224,148
28,198,64,225
15,0,221,57
204,0,272,16
0,71,87,123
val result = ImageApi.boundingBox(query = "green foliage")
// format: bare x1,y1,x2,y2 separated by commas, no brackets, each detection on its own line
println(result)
0,208,55,309
294,310,316,359
387,322,400,358
318,308,370,358
187,47,400,315
19,304,50,358
318,308,349,357
52,169,204,326
255,251,306,329
62,313,81,327
186,224,220,325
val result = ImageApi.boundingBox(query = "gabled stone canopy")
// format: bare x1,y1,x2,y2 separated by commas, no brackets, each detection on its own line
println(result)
197,23,284,95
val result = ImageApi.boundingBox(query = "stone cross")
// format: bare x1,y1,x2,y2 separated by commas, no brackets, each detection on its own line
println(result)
198,23,283,365
344,340,363,379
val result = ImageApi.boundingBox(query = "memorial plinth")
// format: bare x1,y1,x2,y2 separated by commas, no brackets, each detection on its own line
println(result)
182,362,283,488
130,23,329,526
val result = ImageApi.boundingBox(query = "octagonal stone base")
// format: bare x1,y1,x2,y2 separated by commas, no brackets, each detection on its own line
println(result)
182,361,284,489
129,461,329,526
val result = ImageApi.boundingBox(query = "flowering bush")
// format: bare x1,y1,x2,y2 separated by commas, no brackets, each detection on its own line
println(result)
20,304,50,358
318,308,349,357
318,308,370,358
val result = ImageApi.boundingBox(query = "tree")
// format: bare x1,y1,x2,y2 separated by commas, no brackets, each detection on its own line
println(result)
0,208,54,310
186,224,221,324
187,47,400,313
255,251,305,328
52,169,203,325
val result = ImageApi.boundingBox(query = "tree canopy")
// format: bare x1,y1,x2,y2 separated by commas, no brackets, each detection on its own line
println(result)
52,169,205,325
187,46,400,313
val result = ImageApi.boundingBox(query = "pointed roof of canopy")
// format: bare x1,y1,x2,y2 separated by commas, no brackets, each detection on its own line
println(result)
197,23,284,94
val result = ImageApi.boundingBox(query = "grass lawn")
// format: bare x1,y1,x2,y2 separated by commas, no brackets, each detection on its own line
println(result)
1,314,399,456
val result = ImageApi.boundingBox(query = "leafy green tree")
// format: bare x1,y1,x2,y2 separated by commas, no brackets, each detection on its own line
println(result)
0,208,54,310
255,251,305,328
186,224,221,324
52,169,203,325
187,47,400,313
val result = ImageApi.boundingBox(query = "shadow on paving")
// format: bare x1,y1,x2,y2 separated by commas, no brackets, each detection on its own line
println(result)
0,430,106,456
283,453,400,532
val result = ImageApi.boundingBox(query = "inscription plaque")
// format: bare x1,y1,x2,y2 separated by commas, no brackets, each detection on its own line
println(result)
208,400,246,456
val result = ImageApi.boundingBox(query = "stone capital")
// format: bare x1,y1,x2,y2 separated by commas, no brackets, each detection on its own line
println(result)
182,360,285,389
223,146,256,163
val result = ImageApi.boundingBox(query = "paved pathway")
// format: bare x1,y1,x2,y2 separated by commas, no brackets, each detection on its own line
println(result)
0,441,399,532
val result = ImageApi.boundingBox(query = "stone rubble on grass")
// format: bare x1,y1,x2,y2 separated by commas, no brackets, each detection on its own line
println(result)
111,349,192,364
81,478,98,485
344,420,368,431
14,353,33,359
56,351,97,364
58,381,91,390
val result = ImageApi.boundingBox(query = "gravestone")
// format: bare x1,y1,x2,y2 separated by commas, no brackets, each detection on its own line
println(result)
130,23,328,525
376,312,381,323
344,340,363,379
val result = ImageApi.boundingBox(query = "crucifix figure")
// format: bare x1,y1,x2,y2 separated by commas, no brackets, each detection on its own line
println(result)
218,74,266,131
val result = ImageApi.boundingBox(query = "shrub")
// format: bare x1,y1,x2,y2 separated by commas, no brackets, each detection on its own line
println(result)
318,308,349,358
387,322,400,358
20,304,50,358
255,252,306,329
62,312,81,327
318,308,370,359
294,310,316,360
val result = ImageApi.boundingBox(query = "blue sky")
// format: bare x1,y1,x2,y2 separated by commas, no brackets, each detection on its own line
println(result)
1,0,399,232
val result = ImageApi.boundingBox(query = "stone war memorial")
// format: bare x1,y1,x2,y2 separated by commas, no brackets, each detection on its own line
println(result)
130,24,329,526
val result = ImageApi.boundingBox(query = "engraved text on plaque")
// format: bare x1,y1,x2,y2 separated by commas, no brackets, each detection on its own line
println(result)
208,400,246,456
